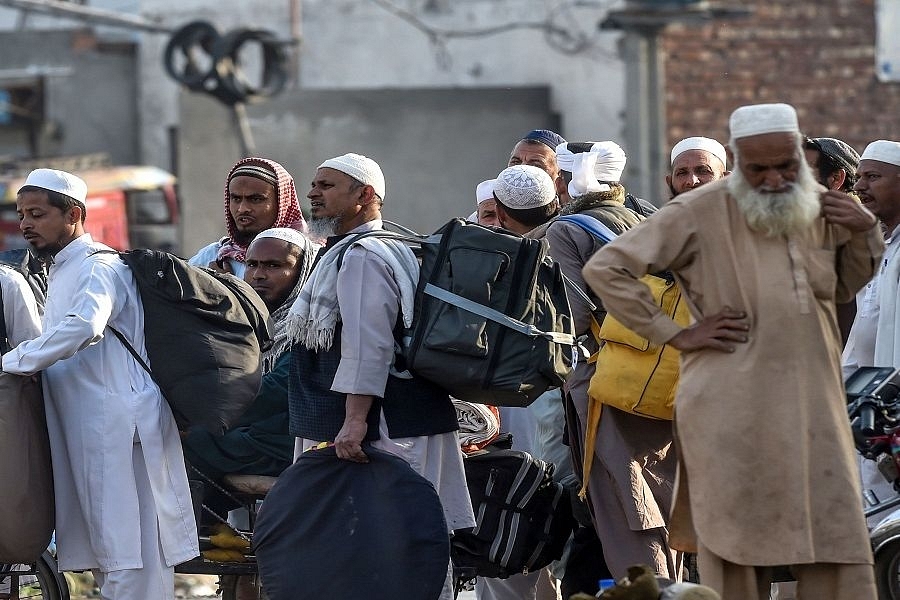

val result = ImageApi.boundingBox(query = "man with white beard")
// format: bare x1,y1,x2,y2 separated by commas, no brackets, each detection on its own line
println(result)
582,103,883,599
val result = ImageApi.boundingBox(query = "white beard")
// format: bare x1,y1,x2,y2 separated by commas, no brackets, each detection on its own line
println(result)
727,162,821,237
307,216,342,239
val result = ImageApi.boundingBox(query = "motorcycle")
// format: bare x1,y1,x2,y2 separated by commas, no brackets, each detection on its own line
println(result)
847,367,900,598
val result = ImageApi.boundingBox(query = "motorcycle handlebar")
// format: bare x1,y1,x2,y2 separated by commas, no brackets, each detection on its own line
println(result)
859,403,877,437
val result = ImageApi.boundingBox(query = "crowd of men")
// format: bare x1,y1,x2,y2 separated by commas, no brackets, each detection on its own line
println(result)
4,100,900,600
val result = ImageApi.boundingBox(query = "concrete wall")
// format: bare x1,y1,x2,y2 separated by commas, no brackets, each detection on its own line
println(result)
4,1,627,176
0,29,138,163
178,86,557,255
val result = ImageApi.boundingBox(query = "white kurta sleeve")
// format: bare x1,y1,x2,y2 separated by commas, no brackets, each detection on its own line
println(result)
331,246,401,397
2,261,122,375
0,267,41,346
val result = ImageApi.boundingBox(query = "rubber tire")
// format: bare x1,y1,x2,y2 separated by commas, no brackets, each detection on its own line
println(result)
219,574,267,600
876,539,900,599
0,551,68,600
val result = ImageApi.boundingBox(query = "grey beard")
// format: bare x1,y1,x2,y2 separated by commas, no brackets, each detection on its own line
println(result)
727,164,821,237
307,216,342,239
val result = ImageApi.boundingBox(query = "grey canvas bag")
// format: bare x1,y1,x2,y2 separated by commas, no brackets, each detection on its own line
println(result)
0,255,54,564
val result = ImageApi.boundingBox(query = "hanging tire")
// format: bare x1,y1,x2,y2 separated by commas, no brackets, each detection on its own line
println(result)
876,539,900,599
0,551,69,600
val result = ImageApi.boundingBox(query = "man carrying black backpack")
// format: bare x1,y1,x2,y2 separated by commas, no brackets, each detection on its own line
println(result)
286,153,474,600
3,168,198,599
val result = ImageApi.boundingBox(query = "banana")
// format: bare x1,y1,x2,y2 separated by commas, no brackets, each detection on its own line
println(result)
201,548,247,563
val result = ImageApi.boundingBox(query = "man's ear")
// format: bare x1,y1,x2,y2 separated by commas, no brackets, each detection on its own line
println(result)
665,174,673,189
357,184,378,206
495,202,509,228
830,170,847,191
68,205,84,225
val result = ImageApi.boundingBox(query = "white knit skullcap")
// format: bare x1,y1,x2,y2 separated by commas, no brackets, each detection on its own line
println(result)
252,227,310,248
861,140,900,167
494,165,556,209
318,153,386,200
475,179,496,206
729,103,799,140
670,136,727,168
21,168,87,205
567,141,627,199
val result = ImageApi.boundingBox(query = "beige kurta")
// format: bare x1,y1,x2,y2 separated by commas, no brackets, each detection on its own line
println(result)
582,178,883,566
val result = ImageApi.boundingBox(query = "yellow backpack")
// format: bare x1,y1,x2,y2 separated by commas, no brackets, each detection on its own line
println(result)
588,272,691,420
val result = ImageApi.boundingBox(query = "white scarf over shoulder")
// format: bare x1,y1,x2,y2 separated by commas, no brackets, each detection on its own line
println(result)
285,233,419,352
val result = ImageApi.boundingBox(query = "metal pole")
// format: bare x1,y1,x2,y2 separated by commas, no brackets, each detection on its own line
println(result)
645,30,668,204
232,103,257,158
0,0,172,33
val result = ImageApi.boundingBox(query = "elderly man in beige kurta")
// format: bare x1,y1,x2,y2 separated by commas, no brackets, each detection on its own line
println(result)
584,103,882,599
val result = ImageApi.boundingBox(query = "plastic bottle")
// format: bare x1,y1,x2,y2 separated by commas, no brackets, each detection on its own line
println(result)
597,578,617,596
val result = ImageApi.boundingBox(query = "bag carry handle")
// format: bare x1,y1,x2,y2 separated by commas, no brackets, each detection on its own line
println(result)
424,283,575,345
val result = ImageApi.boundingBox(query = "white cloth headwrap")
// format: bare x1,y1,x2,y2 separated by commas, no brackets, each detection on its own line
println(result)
475,179,496,206
319,153,386,200
567,141,627,199
670,136,727,168
285,234,419,352
555,142,578,172
729,103,799,140
861,140,900,167
249,228,319,373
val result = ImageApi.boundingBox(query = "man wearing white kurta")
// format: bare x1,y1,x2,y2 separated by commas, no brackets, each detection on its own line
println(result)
287,154,474,600
3,169,198,600
841,140,900,526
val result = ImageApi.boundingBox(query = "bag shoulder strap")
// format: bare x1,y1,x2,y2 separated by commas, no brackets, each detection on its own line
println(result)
0,282,8,354
555,214,619,244
108,326,152,376
333,229,424,271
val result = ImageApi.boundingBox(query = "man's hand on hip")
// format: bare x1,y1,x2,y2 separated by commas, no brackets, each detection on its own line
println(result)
667,306,750,353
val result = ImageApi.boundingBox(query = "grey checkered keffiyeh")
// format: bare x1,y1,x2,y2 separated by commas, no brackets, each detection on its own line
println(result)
285,234,419,352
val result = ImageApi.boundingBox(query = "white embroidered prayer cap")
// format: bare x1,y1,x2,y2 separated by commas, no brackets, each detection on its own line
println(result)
475,179,496,206
729,103,799,140
670,137,727,168
21,168,87,205
318,153,386,200
860,140,900,167
253,227,310,248
567,141,627,199
494,165,556,209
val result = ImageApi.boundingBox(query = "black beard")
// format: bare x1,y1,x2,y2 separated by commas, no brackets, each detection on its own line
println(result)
232,230,255,246
32,241,64,260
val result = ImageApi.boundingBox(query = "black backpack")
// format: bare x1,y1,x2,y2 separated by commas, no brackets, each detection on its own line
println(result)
451,448,576,579
0,248,47,311
103,249,272,434
340,219,576,407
